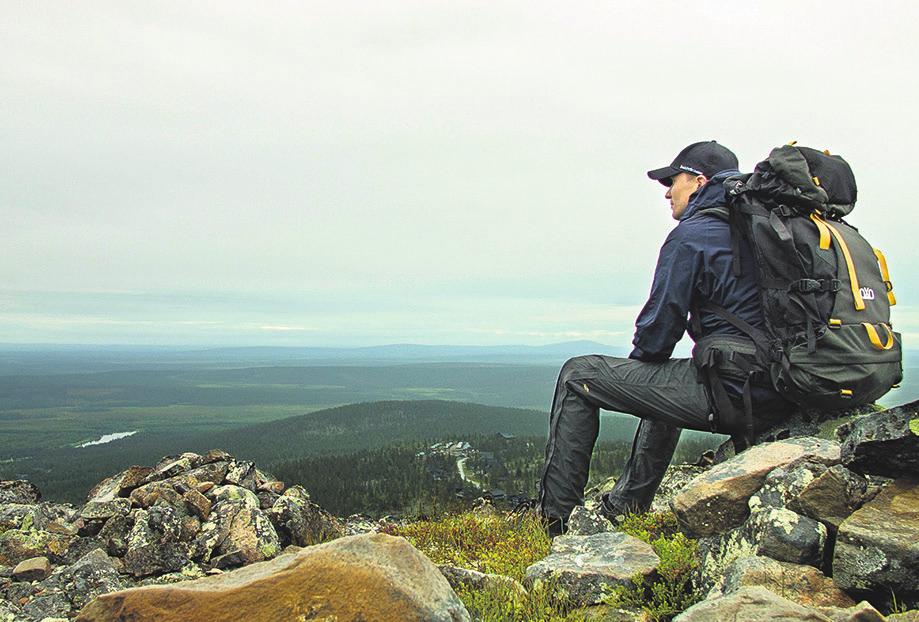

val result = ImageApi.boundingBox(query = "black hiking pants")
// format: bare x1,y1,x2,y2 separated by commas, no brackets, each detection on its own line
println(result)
538,355,714,523
538,354,788,524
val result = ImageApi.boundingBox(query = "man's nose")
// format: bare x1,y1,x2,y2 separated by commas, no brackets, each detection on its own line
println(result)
665,188,672,199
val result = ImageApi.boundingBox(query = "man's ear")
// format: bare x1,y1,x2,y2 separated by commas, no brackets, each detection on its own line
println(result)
695,174,709,190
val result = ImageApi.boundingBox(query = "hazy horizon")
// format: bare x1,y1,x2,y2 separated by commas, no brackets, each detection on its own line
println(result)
3,2,917,348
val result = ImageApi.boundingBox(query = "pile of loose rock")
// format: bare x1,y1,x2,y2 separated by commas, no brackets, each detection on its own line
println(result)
524,399,919,621
2,399,918,621
0,449,347,620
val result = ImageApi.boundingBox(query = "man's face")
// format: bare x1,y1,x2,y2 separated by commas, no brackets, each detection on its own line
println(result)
665,172,707,220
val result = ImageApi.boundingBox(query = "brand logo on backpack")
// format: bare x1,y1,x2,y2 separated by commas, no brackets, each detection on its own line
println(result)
860,287,876,300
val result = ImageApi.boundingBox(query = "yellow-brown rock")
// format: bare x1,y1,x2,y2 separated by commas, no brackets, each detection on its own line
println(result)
75,533,470,622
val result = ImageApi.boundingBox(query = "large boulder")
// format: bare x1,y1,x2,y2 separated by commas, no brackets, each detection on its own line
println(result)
673,586,832,621
696,508,826,595
195,502,280,567
833,477,919,608
838,400,919,478
0,528,76,565
671,437,841,537
524,531,659,606
75,533,470,622
122,507,193,578
53,548,124,611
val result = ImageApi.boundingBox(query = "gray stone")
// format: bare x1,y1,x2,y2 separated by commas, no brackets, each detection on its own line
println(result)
563,505,613,536
266,486,343,547
673,586,832,621
695,508,826,595
203,448,233,464
97,514,133,557
21,590,71,621
122,509,191,578
0,599,22,622
224,461,258,491
0,481,40,505
524,531,659,606
210,485,259,509
833,477,919,608
79,498,131,522
0,529,76,566
86,466,152,503
57,548,124,610
839,400,919,477
438,564,527,600
671,437,841,537
815,601,886,622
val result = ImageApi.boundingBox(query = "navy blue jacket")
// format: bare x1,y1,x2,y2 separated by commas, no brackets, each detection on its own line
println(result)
629,169,765,363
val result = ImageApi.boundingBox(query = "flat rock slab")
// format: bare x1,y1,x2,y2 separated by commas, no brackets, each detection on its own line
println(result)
833,477,919,606
722,556,854,609
671,437,841,537
674,586,833,621
11,556,52,582
75,533,470,622
525,531,659,606
839,400,919,478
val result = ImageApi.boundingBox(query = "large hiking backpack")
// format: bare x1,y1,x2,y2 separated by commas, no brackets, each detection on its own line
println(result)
695,144,902,446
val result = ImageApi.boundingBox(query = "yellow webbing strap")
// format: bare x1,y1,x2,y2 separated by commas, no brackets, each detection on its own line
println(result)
873,248,897,306
810,214,832,250
818,216,866,311
863,322,895,350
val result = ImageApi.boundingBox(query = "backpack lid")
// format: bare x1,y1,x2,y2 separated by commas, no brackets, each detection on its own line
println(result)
759,145,858,216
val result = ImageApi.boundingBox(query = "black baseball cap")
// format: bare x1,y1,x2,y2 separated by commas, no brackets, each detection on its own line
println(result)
647,140,739,186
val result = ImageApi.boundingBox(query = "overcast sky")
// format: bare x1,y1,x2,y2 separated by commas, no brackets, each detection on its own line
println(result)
2,1,917,347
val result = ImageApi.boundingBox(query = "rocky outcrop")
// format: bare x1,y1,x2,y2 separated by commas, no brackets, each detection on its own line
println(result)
0,450,353,619
525,531,659,606
671,437,841,537
75,534,470,622
833,477,919,607
838,400,919,478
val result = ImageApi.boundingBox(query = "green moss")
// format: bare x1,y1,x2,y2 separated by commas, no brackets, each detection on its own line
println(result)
395,510,587,620
602,511,702,622
909,418,919,437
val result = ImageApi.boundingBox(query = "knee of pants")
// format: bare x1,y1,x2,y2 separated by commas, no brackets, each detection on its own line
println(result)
558,355,598,386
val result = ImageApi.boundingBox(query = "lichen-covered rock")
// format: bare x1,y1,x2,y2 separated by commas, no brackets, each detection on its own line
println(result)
839,400,919,478
122,508,191,578
0,481,40,505
86,466,152,503
11,556,51,582
565,505,614,536
0,599,22,622
55,548,124,610
671,437,841,537
75,533,470,622
0,528,76,565
211,504,280,567
673,586,831,621
209,484,259,509
21,589,71,620
525,532,659,606
650,464,707,513
79,498,132,522
224,461,257,491
203,448,233,464
833,477,919,608
752,462,870,532
721,556,854,608
696,507,826,595
438,564,527,600
129,481,185,509
266,486,343,547
97,514,133,557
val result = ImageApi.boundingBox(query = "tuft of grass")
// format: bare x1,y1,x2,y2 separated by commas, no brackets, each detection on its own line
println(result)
602,511,702,622
394,509,587,621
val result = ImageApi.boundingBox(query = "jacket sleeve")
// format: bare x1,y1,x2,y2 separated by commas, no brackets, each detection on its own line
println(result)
629,223,704,362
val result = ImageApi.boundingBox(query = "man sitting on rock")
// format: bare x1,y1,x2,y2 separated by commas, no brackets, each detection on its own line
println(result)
538,141,789,536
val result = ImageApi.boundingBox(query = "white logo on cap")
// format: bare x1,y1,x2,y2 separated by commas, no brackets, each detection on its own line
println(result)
679,165,703,175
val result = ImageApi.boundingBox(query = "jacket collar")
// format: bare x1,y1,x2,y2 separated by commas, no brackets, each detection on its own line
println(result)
679,169,741,221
